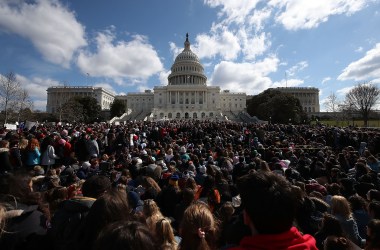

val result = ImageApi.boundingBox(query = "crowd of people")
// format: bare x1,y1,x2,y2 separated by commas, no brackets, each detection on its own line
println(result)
0,119,380,250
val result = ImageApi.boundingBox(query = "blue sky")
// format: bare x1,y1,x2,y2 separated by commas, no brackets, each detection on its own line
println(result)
1,0,380,111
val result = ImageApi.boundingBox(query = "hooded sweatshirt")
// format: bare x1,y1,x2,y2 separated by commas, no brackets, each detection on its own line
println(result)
230,227,318,250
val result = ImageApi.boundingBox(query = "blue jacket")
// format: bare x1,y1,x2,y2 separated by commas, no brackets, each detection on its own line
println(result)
25,147,41,166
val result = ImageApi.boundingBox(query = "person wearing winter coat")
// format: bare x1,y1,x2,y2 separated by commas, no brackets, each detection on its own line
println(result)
230,171,318,250
40,136,60,171
0,140,13,174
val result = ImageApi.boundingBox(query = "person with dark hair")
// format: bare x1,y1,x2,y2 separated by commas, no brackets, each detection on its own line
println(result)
9,139,23,170
231,171,318,249
156,174,181,218
77,190,131,250
40,136,60,172
365,219,380,250
174,187,195,230
0,173,50,250
314,213,346,250
94,221,157,250
323,236,353,250
0,140,13,174
349,195,370,239
50,175,111,250
74,133,90,163
367,189,380,202
194,175,221,212
369,201,380,220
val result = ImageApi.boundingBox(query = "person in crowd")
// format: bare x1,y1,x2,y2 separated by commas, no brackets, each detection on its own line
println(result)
77,189,131,250
0,172,50,250
369,201,380,220
231,171,318,249
50,175,111,250
0,140,13,174
143,199,164,231
9,139,23,170
140,176,161,200
94,221,157,250
178,202,219,250
323,236,358,250
155,217,179,250
86,133,99,158
75,133,90,163
194,175,221,212
331,195,362,245
24,138,41,170
314,213,346,249
349,195,370,239
40,136,60,171
156,174,182,218
365,219,380,250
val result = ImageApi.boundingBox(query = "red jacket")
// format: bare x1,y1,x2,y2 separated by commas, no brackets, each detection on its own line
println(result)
229,227,318,250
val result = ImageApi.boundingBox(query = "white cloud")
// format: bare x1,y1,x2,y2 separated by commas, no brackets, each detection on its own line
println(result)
77,31,163,81
204,0,261,25
169,42,182,61
16,74,60,111
210,55,280,94
322,77,331,84
194,30,241,60
248,8,272,31
0,0,87,67
336,86,355,96
286,61,308,76
239,31,271,60
338,43,380,81
269,0,369,30
158,70,171,86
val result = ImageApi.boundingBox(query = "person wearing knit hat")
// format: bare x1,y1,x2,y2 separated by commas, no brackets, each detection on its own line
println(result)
169,174,179,186
61,129,68,138
156,173,181,218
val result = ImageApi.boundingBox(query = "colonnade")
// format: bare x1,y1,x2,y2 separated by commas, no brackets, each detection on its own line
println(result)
167,90,208,106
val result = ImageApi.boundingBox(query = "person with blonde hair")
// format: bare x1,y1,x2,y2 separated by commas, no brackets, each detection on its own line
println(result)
143,199,164,231
331,195,362,246
178,202,218,250
155,217,178,250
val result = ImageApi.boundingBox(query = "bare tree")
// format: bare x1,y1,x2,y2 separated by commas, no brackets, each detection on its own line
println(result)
344,82,380,127
16,89,34,123
0,72,22,124
324,92,340,112
324,92,341,122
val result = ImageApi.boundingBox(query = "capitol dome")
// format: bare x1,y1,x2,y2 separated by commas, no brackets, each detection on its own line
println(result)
168,33,207,86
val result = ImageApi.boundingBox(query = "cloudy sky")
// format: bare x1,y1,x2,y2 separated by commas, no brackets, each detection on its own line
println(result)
1,0,380,111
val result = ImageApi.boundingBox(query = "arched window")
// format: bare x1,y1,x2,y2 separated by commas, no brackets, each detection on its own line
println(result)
176,112,181,118
193,112,197,119
185,112,189,119
201,112,205,118
209,112,213,117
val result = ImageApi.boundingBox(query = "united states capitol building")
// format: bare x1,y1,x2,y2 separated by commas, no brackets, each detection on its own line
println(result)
46,34,319,122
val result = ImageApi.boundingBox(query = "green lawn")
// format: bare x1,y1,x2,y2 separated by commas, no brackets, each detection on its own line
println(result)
312,120,380,127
